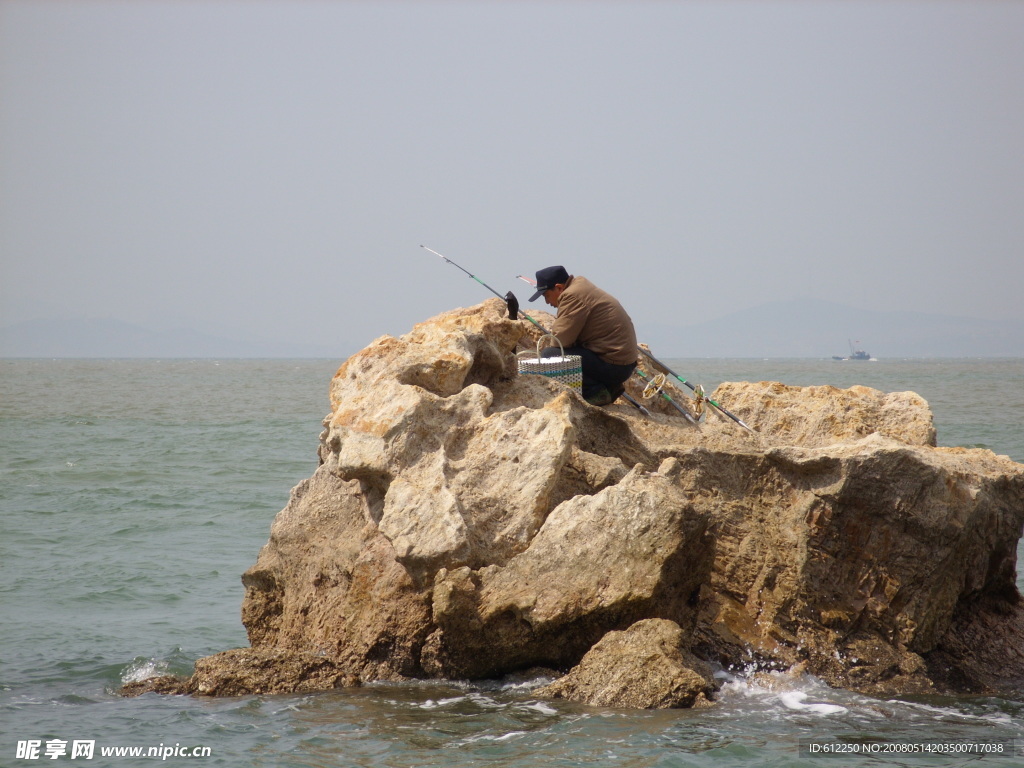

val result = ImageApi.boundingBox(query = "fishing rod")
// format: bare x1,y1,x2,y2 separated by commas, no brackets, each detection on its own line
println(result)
422,246,652,417
422,245,522,310
633,368,699,426
515,274,750,431
512,273,701,425
636,347,754,432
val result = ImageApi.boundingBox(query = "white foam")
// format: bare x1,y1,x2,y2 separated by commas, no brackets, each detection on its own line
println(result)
467,692,505,709
419,696,467,710
491,731,525,742
121,658,166,684
717,668,850,718
897,699,1010,724
461,731,527,744
778,690,847,716
499,673,557,692
521,700,559,715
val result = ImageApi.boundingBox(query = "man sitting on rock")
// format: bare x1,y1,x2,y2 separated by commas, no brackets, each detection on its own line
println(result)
528,265,638,406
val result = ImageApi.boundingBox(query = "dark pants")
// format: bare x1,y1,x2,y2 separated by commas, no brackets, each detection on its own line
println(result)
541,346,636,400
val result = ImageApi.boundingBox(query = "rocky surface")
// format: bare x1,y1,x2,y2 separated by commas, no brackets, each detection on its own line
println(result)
710,380,937,448
121,648,359,697
123,299,1024,706
421,459,711,680
537,619,716,709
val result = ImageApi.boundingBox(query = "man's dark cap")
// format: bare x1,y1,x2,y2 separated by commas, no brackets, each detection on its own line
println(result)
528,265,570,302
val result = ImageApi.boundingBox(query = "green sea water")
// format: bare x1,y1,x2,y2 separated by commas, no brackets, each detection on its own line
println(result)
1,358,1023,767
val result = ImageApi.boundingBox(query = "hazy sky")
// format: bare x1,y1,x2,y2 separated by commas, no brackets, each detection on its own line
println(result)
2,0,1022,354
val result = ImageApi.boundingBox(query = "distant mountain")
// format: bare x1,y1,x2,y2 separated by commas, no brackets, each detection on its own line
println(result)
5,300,1022,359
0,317,347,358
639,298,1024,358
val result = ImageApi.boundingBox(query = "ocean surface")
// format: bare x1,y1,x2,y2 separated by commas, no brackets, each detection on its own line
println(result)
2,357,1023,767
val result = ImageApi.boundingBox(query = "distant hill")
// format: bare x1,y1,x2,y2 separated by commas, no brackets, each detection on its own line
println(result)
4,300,1022,358
0,317,346,358
639,298,1024,358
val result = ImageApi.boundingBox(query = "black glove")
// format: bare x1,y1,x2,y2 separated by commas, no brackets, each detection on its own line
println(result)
504,291,519,320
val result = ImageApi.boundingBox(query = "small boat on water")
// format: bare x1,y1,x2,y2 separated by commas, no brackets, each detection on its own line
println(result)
832,339,875,361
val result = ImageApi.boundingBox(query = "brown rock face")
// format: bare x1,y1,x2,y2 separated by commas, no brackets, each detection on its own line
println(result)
537,619,716,709
128,300,1024,705
120,649,360,697
239,470,432,680
684,436,1024,695
711,380,937,447
420,460,712,679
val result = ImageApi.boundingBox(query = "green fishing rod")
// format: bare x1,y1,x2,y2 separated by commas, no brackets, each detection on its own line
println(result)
422,246,652,417
632,368,700,426
512,272,701,425
515,274,746,431
637,347,754,432
421,245,528,316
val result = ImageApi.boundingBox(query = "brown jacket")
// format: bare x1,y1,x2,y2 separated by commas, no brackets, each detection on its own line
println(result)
552,276,638,366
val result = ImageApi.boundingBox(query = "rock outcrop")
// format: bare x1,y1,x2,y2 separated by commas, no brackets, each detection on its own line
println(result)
421,459,711,680
537,618,716,708
121,648,359,697
124,299,1024,706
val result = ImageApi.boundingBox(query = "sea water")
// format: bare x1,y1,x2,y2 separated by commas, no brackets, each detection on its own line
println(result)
1,358,1023,767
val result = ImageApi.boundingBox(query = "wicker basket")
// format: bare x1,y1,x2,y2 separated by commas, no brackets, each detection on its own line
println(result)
516,335,583,392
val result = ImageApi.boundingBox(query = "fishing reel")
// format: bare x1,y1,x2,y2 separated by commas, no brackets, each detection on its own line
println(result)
692,384,706,418
642,373,667,400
